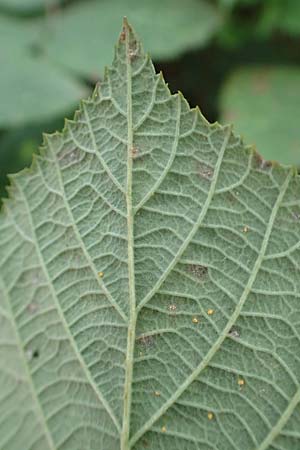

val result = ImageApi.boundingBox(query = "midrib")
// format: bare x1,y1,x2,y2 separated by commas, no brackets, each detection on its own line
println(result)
121,21,137,450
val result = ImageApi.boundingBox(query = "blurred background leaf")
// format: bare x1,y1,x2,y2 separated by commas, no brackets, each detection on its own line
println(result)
259,0,300,36
0,15,86,127
1,0,300,204
220,66,300,165
0,0,59,13
41,0,221,78
0,117,63,200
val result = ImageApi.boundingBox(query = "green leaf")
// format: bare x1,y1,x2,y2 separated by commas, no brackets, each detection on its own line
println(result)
218,0,261,7
1,19,300,450
0,15,87,127
0,0,58,13
220,66,300,165
0,118,64,203
42,0,221,78
259,0,300,36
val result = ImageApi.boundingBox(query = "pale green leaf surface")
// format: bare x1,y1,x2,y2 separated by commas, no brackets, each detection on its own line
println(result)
0,15,39,55
0,53,87,127
42,0,221,78
0,0,58,13
220,66,300,166
1,20,300,450
0,15,87,127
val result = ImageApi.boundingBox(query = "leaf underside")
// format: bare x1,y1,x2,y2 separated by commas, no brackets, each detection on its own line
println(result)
1,19,300,450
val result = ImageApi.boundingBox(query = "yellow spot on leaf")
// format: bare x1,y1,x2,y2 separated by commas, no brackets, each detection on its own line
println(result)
242,226,249,233
98,272,104,278
154,391,161,397
238,378,245,386
207,309,214,315
192,317,199,324
207,412,214,420
161,425,167,433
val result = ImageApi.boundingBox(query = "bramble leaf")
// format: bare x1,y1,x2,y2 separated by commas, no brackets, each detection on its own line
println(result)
0,15,86,127
1,19,300,450
0,0,58,13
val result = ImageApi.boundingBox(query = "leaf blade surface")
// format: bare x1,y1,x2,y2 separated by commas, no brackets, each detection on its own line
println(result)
1,20,300,450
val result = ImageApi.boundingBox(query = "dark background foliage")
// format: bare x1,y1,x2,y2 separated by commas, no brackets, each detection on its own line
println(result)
1,0,300,202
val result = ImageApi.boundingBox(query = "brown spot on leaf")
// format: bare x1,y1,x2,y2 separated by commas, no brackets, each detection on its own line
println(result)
129,40,138,60
197,162,214,180
120,29,126,42
260,160,273,170
136,334,155,349
226,192,237,205
188,264,208,280
27,303,38,314
132,146,139,159
253,152,272,171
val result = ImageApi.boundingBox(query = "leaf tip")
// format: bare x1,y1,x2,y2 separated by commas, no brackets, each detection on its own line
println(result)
120,17,132,42
122,16,130,29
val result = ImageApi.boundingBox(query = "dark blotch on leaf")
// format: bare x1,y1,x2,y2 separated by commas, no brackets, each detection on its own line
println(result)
253,152,272,171
228,327,240,339
132,146,139,159
188,264,208,280
136,334,155,348
32,350,39,359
